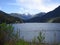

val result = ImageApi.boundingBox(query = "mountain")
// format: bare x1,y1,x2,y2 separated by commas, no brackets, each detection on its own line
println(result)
10,13,32,20
39,6,60,22
47,17,60,23
0,10,23,23
25,12,46,22
26,6,60,23
0,6,60,23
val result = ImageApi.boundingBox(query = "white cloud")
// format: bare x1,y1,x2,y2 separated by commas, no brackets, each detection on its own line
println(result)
15,0,60,13
7,0,60,14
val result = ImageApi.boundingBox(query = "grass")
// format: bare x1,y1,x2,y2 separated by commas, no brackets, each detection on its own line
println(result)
4,39,30,45
15,39,50,45
16,39,30,45
16,39,60,45
4,39,60,45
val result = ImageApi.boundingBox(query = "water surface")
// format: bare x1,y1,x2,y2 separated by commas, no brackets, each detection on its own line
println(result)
12,23,60,43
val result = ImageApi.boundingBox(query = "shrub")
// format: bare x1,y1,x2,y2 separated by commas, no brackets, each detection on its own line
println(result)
37,31,45,43
0,23,18,45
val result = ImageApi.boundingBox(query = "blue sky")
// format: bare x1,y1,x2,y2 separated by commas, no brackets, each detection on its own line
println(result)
0,0,60,14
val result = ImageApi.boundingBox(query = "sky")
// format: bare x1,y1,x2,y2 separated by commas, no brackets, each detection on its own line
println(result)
0,0,60,15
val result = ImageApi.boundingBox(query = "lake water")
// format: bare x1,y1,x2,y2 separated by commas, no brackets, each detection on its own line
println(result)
12,23,60,43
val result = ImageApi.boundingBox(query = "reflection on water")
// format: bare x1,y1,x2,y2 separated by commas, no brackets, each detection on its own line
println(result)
12,23,60,43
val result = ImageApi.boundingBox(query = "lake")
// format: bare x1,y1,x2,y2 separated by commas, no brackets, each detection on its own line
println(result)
12,23,60,43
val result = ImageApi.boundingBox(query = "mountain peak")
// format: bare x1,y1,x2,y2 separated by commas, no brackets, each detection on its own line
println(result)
0,10,4,13
57,5,60,8
53,5,60,11
0,10,8,15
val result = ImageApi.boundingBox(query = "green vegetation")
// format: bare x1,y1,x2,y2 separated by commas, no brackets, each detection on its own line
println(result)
31,32,46,45
32,36,37,45
37,32,45,43
32,36,36,43
0,23,30,45
0,23,19,45
16,39,30,45
0,11,23,23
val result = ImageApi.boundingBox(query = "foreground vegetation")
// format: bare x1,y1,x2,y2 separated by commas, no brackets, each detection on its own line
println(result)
0,23,18,45
0,23,29,45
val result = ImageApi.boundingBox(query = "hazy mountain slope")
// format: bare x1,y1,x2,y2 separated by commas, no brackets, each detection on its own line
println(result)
25,12,46,22
10,13,32,20
0,10,23,23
